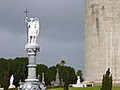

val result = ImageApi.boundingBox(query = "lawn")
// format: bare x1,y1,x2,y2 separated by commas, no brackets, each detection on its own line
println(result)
47,86,120,90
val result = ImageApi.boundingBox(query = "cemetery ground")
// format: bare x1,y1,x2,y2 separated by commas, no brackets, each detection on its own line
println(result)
46,86,120,90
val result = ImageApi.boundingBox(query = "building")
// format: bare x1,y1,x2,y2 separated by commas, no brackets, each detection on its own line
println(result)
84,0,120,86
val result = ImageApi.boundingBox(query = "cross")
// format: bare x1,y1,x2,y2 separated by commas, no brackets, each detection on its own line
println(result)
24,9,29,17
24,9,29,43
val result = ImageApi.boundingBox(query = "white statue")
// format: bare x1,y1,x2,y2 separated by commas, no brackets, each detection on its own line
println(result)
26,17,39,44
8,75,16,89
10,75,14,86
76,76,81,84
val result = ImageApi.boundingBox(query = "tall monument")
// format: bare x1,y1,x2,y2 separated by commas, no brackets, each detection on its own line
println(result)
54,69,60,86
18,10,46,90
84,0,120,86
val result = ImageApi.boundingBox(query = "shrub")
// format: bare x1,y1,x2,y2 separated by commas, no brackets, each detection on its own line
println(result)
100,68,112,90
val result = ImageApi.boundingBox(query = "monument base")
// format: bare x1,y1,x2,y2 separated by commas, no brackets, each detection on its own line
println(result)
72,83,85,87
22,81,40,90
8,85,16,89
25,79,39,82
25,43,40,49
18,79,46,90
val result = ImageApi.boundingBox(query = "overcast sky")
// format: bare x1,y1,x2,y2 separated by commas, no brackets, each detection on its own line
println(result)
0,0,84,73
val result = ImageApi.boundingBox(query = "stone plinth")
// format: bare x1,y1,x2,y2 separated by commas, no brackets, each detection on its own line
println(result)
8,85,16,89
18,44,42,90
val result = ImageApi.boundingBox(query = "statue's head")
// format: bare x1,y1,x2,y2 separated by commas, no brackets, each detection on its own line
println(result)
77,76,80,79
29,18,34,22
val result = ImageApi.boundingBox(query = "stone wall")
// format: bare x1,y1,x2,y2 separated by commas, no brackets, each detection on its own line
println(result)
84,0,120,85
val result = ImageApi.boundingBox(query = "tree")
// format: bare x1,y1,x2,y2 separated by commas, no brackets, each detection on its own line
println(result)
63,72,71,90
45,66,57,85
58,66,76,84
0,57,28,87
101,68,112,90
76,70,84,82
36,64,48,82
60,60,66,66
3,69,10,90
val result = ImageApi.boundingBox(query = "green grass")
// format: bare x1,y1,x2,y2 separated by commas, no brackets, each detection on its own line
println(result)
47,86,120,90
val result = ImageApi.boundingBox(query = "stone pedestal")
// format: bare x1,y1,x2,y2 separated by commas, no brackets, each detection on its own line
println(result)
18,44,46,90
8,85,16,89
25,44,39,81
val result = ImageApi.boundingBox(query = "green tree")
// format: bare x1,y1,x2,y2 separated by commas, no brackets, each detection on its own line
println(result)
58,66,76,84
0,57,28,87
60,60,66,66
63,72,71,90
76,70,84,82
100,68,112,90
3,69,10,90
45,66,57,85
36,64,48,82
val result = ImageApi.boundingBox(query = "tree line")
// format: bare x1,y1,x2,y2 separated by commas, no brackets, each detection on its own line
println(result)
0,57,83,89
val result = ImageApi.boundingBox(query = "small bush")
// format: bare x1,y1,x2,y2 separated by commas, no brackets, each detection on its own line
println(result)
100,68,112,90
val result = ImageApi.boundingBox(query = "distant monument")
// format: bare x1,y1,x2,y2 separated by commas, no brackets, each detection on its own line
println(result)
51,69,61,86
72,76,84,87
18,9,46,90
42,73,45,85
8,75,16,89
72,76,93,87
54,69,60,86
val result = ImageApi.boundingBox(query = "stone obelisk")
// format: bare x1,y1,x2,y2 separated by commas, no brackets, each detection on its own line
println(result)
54,69,60,86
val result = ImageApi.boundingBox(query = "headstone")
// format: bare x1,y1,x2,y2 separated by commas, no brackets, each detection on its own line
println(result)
61,78,64,85
51,80,55,86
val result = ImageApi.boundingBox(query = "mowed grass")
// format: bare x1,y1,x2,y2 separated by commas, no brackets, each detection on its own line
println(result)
47,86,120,90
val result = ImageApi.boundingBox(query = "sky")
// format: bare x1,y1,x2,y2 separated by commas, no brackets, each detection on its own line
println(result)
0,0,84,73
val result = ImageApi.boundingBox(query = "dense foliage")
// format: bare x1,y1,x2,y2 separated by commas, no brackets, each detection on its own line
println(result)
45,65,77,85
0,58,82,89
101,68,112,90
0,57,28,88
